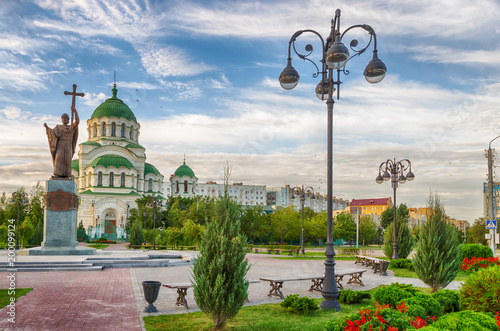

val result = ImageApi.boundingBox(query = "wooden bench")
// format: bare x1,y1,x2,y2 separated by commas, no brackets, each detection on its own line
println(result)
163,279,260,309
354,255,389,276
260,269,366,299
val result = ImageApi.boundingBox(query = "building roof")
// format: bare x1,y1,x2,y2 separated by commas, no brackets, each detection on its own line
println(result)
80,189,141,196
173,161,195,178
144,163,160,176
72,159,79,173
90,85,137,122
89,155,135,170
350,198,390,206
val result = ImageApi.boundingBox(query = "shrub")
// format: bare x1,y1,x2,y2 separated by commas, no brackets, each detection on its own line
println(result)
383,216,415,259
337,289,371,304
390,258,412,268
413,194,462,292
420,310,498,331
432,289,460,314
402,293,443,318
461,244,493,260
280,294,318,315
460,265,500,313
373,283,416,308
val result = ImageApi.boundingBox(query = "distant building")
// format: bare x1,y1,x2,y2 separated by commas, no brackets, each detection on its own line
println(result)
408,207,432,228
349,198,393,223
448,218,470,235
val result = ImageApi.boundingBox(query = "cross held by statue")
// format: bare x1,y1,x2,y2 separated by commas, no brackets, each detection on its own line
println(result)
64,84,85,108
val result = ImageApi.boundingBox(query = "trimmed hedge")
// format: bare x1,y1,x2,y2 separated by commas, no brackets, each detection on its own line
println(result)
461,244,493,260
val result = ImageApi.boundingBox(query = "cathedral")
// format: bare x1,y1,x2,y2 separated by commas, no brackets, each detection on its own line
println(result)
71,83,164,240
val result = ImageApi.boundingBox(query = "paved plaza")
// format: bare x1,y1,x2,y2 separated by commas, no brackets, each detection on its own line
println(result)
0,249,463,331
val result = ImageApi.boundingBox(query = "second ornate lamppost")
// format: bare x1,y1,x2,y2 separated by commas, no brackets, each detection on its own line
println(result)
291,185,315,255
376,159,414,259
279,8,387,311
147,196,163,250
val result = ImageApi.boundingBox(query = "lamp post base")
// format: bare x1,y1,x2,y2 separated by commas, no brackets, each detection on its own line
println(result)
320,241,341,311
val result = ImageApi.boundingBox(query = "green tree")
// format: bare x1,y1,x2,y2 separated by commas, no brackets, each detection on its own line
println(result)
19,217,34,247
269,206,300,243
334,212,356,245
358,215,377,245
310,211,327,245
129,220,144,246
192,167,249,330
380,204,409,229
240,205,269,244
383,214,415,259
182,219,205,246
413,194,461,292
466,217,488,245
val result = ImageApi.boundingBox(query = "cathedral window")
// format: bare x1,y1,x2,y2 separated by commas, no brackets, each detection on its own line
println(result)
93,123,97,137
176,181,179,193
111,122,116,136
101,123,106,136
109,172,114,187
130,126,134,139
131,175,135,188
184,181,188,193
148,178,153,192
98,172,103,186
121,123,126,137
120,173,125,187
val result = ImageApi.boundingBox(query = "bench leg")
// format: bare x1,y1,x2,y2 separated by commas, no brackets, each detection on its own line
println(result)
346,272,365,286
267,281,284,299
334,275,344,290
309,278,323,292
176,288,189,309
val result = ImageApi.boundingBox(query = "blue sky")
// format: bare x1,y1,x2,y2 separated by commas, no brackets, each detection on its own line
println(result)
1,0,500,222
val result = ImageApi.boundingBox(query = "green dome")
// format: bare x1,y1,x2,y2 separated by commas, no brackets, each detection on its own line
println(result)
90,85,137,122
145,163,160,176
89,155,134,170
174,162,195,178
72,159,79,173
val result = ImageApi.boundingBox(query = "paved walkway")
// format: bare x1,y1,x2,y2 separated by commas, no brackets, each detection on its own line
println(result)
0,251,464,331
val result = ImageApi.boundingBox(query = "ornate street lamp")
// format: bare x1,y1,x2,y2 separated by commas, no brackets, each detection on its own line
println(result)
279,8,387,311
147,196,164,250
376,159,414,259
291,186,315,255
11,191,29,250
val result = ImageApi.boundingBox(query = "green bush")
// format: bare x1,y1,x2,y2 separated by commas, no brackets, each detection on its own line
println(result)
280,294,318,315
461,244,493,260
128,221,144,246
402,293,443,318
373,283,416,307
337,289,371,304
432,289,460,314
419,310,498,331
389,258,412,268
460,265,500,313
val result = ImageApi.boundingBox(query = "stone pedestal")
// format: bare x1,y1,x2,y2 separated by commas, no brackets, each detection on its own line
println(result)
27,179,95,255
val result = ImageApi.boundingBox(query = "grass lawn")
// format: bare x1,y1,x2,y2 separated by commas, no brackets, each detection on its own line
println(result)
87,244,109,249
143,286,433,331
389,267,470,282
0,289,32,309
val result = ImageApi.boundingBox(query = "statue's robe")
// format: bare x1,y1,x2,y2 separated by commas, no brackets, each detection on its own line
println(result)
45,123,78,178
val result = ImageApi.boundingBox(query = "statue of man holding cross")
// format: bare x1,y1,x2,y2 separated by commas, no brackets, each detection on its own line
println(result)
44,84,85,179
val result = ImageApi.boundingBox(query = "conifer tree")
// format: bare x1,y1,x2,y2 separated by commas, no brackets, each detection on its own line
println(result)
413,194,461,292
383,215,415,259
129,220,144,246
192,166,250,330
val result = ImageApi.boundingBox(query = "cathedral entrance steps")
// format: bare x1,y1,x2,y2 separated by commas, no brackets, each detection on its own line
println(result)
83,258,170,268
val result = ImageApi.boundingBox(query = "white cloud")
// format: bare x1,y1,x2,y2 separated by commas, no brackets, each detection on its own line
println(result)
138,45,212,77
83,92,107,107
0,107,31,120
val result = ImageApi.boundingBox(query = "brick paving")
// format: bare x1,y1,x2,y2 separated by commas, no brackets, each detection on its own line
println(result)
0,250,465,331
0,269,141,331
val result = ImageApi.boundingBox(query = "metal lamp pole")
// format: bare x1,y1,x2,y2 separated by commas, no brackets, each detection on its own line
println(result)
279,8,387,311
376,159,414,259
147,196,163,250
11,191,28,250
292,186,315,255
487,136,500,253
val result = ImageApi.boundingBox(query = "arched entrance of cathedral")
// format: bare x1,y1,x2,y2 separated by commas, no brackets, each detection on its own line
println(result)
103,210,117,241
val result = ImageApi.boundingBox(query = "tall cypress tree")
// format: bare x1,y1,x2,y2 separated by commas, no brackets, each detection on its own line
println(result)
383,216,415,259
413,194,461,292
192,167,249,330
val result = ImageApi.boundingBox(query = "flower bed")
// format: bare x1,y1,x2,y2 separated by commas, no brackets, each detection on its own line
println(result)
461,256,500,272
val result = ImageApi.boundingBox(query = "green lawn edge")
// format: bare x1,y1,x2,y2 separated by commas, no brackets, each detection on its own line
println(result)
0,288,33,309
